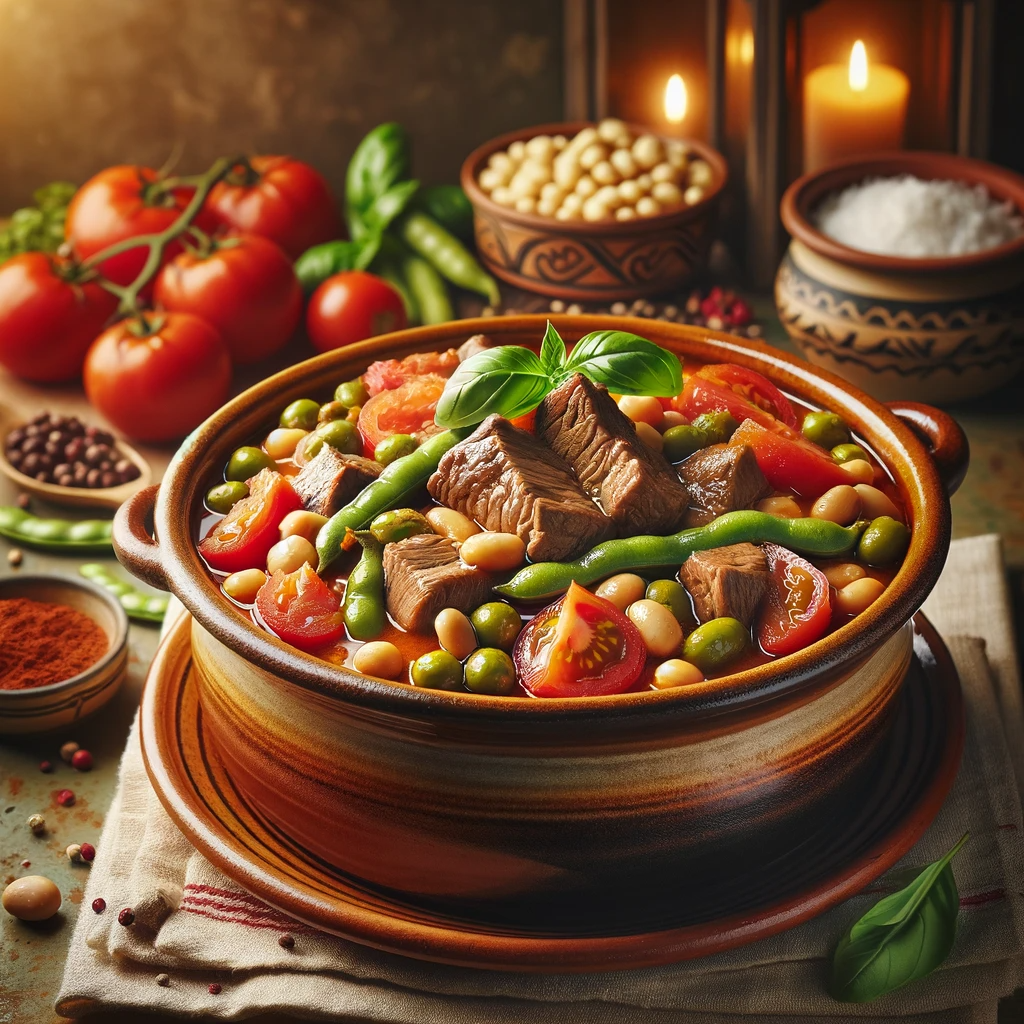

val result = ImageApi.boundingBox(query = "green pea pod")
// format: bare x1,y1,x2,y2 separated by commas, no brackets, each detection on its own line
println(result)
0,507,113,552
396,211,500,306
371,236,419,323
80,563,169,623
402,250,453,324
494,511,870,602
345,122,412,227
294,237,379,294
413,185,474,241
342,532,386,641
317,427,471,571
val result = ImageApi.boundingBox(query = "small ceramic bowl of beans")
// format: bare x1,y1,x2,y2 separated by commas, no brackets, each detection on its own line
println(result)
0,412,151,510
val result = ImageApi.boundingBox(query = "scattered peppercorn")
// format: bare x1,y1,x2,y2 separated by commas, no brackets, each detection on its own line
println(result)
39,760,53,773
71,749,93,772
27,813,45,835
7,548,22,568
16,492,30,509
66,843,83,862
118,907,135,927
60,740,79,763
92,897,106,914
208,983,222,995
278,933,295,949
156,973,170,987
80,842,95,863
56,789,75,807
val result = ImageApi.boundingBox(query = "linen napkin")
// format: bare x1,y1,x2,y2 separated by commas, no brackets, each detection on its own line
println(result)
56,535,1024,1022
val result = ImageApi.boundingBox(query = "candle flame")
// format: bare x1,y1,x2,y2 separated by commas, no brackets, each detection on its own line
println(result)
664,74,687,124
849,40,868,91
739,30,754,66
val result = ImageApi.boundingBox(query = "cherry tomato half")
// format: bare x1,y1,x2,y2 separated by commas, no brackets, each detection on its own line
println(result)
254,564,345,651
757,544,832,657
0,253,117,382
154,234,302,364
363,348,460,396
680,364,799,432
307,271,407,354
199,469,302,575
513,582,646,698
357,374,447,457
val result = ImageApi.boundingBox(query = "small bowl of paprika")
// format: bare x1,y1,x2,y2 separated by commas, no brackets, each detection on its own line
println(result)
0,575,129,734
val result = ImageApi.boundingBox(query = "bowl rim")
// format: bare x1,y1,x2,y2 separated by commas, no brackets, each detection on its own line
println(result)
0,573,129,699
155,315,951,724
780,150,1024,274
459,120,729,235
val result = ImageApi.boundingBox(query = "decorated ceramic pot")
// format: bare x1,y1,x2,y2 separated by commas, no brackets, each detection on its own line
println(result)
114,317,967,939
777,152,1024,403
461,123,728,301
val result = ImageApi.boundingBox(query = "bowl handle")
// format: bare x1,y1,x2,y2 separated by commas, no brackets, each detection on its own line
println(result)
113,485,169,591
886,402,970,497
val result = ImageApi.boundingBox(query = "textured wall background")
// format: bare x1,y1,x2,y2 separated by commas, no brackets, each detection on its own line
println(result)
0,0,563,211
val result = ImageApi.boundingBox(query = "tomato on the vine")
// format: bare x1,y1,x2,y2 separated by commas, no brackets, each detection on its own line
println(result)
254,564,345,651
154,234,302,364
357,375,447,457
0,253,117,382
306,271,407,354
205,156,342,260
83,311,232,442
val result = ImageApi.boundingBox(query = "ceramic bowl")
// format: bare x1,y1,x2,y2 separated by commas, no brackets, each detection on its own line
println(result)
776,152,1024,403
113,316,967,922
0,575,129,734
460,122,728,301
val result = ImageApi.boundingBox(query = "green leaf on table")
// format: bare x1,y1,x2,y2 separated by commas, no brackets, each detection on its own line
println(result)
435,346,552,428
539,320,567,375
829,833,968,1003
560,330,683,397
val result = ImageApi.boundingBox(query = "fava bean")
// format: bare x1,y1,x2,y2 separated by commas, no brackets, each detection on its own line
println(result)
222,568,268,604
434,608,477,660
470,602,522,650
835,576,885,615
280,399,320,431
662,424,708,463
801,410,850,449
822,562,865,589
374,434,418,467
370,508,432,545
617,395,663,428
206,480,249,514
460,532,525,572
838,459,875,485
79,563,169,622
411,649,464,690
683,617,748,672
226,446,274,482
264,428,309,461
334,379,369,409
652,659,705,689
626,599,683,657
856,516,910,566
266,535,317,574
645,579,694,628
279,510,328,544
464,648,517,695
0,507,112,552
594,573,646,611
854,484,902,522
756,495,802,519
811,485,861,526
426,506,480,544
690,411,739,444
832,443,868,465
353,641,403,679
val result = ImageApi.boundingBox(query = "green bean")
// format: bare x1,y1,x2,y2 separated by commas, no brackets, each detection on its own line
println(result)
494,511,869,602
401,250,454,325
80,563,169,623
317,427,471,570
0,507,112,552
413,185,474,241
342,532,386,641
396,211,500,306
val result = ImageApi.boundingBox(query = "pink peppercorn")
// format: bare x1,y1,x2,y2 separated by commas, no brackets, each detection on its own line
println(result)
20,859,30,868
728,298,753,327
118,907,135,927
92,898,106,914
39,760,53,773
208,983,222,995
56,789,75,807
71,749,94,772
80,842,96,863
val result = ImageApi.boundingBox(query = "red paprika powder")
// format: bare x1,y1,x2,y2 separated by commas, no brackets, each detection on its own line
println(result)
0,598,108,689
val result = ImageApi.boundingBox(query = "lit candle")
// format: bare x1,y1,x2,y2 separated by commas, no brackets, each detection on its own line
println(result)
803,41,909,173
664,73,688,131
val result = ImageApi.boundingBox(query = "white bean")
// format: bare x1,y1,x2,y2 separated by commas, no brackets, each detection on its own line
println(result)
279,509,328,544
488,152,514,175
525,135,554,163
618,179,643,204
574,175,598,198
507,140,526,162
636,173,653,192
555,204,581,221
688,159,714,187
854,484,902,521
579,143,609,171
594,185,622,209
811,485,862,525
595,573,646,611
353,641,404,680
618,395,664,428
635,196,661,217
426,506,481,544
266,535,317,575
634,422,664,451
662,410,687,430
434,608,477,660
554,157,581,190
552,134,567,150
490,186,514,207
835,577,885,615
615,206,637,221
264,428,308,461
627,599,683,657
582,197,610,222
591,160,620,186
666,144,689,171
651,161,678,184
568,126,599,152
460,532,526,572
223,568,268,604
683,185,705,205
651,181,684,207
539,181,563,204
822,562,866,589
839,459,875,485
514,196,537,214
478,168,504,192
537,197,559,217
756,496,803,519
652,659,705,689
632,134,663,170
597,118,628,143
610,148,638,179
560,192,583,214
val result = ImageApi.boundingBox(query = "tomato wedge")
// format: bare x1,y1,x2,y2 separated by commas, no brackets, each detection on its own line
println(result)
512,582,646,698
254,564,345,650
357,374,447,457
680,365,799,432
757,544,832,657
730,418,851,497
198,468,302,574
363,349,460,396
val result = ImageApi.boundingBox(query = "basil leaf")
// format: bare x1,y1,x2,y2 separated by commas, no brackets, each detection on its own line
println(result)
435,346,552,428
829,833,968,1003
345,122,412,229
294,237,380,294
356,179,420,240
539,320,566,375
561,330,683,397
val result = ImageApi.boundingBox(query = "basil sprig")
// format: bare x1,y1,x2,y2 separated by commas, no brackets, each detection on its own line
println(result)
829,833,968,1003
435,323,682,428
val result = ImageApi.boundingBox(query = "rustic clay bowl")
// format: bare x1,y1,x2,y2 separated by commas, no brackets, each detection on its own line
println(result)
113,316,967,928
776,151,1024,403
461,122,728,301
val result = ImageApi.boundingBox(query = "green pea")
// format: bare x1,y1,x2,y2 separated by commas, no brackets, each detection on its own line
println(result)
375,433,419,467
856,516,910,566
690,411,739,444
315,418,361,455
206,480,249,514
662,425,709,463
645,579,694,628
464,648,517,695
369,508,432,544
802,410,850,449
683,617,749,673
335,379,369,408
470,602,523,651
411,649,464,691
226,446,274,482
832,442,869,465
318,401,349,424
280,398,320,431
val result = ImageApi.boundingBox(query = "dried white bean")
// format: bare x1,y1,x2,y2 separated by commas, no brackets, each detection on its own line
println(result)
264,428,308,460
854,484,902,521
811,485,862,525
618,395,664,427
822,562,866,589
223,568,268,604
434,608,477,660
595,573,647,611
460,532,526,572
652,659,705,689
353,641,404,680
426,507,481,544
835,577,885,615
627,599,683,657
279,510,328,543
266,535,317,574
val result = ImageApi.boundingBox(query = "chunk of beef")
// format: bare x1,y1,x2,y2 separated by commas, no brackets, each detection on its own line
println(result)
291,446,381,518
457,333,496,361
680,543,770,627
383,533,495,632
677,443,771,527
427,415,613,562
535,373,689,536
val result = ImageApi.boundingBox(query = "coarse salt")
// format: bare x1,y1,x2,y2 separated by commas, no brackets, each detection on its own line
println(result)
813,175,1023,257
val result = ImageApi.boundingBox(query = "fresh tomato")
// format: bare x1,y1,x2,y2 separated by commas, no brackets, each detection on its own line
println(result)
512,582,646,698
680,364,799,431
0,254,117,382
65,165,215,286
730,418,851,497
254,564,345,651
199,468,302,575
154,234,302,364
306,271,407,353
757,544,832,657
357,374,447,457
83,312,232,442
363,348,460,396
204,156,342,260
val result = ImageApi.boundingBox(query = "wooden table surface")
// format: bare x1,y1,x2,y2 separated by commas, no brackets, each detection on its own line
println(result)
1,292,1022,1023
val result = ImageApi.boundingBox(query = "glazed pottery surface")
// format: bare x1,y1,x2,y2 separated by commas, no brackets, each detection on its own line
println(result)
461,123,728,301
776,152,1024,403
114,316,966,936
